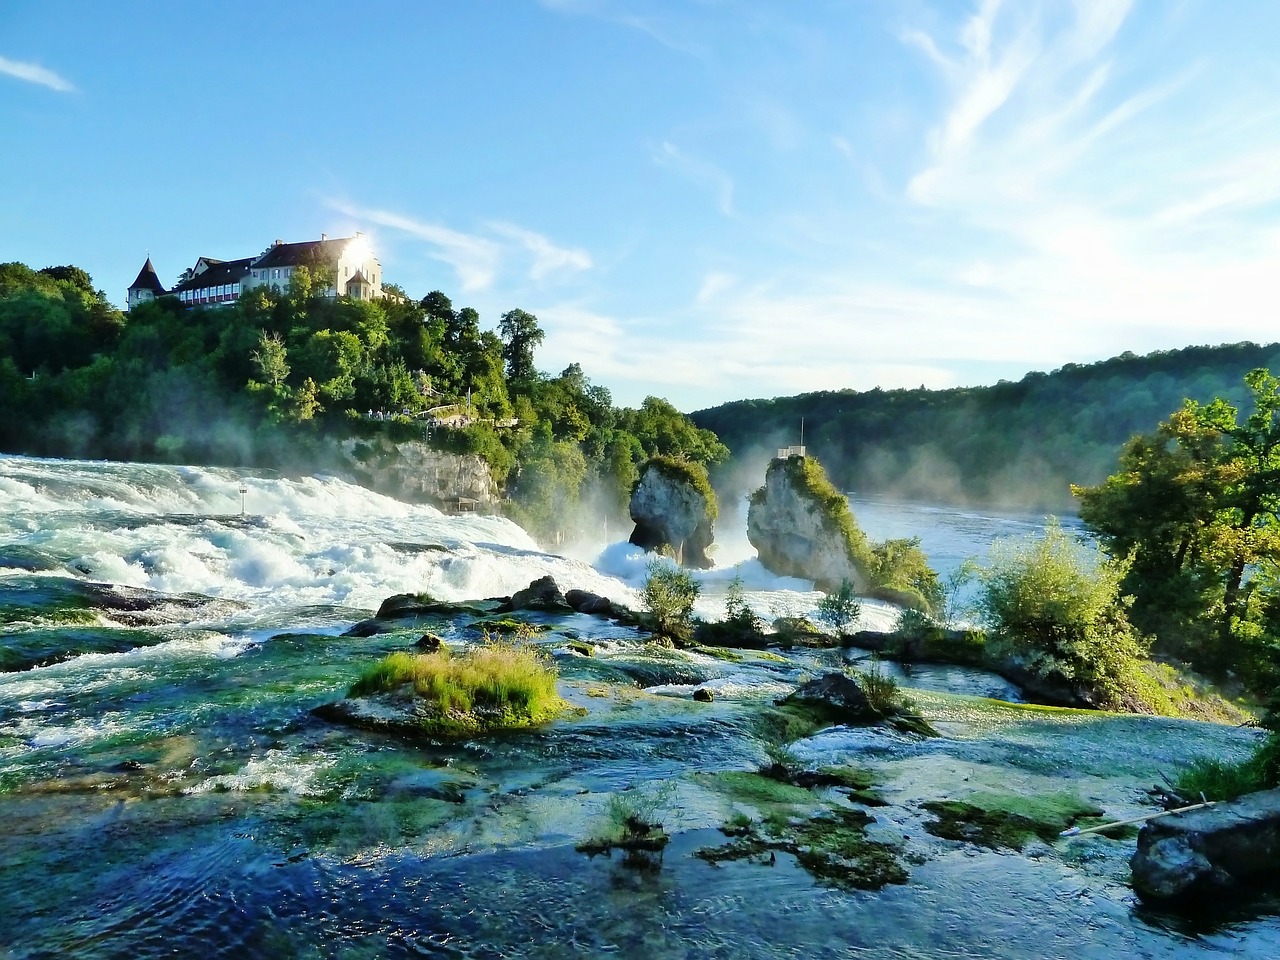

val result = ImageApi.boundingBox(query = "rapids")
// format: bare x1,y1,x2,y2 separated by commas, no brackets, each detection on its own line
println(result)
1,453,1276,958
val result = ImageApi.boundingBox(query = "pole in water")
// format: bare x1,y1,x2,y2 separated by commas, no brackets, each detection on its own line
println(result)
1059,797,1216,837
239,484,247,516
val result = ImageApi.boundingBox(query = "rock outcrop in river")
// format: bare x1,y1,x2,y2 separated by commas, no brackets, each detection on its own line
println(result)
628,457,716,568
747,454,872,592
337,437,500,509
1131,787,1280,903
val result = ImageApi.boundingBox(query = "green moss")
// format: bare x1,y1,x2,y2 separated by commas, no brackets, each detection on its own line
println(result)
471,617,547,634
922,790,1103,850
690,644,743,662
696,806,908,891
694,770,818,808
751,704,829,746
566,639,594,657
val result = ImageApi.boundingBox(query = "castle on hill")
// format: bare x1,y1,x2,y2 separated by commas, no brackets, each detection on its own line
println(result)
127,233,383,310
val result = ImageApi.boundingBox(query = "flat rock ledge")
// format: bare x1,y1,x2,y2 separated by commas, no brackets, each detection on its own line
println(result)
1131,787,1280,903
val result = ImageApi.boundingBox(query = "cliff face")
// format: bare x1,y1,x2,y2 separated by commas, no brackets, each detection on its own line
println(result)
628,460,715,568
746,456,869,592
337,438,500,507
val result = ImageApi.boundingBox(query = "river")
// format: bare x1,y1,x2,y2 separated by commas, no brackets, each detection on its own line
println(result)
0,453,1275,958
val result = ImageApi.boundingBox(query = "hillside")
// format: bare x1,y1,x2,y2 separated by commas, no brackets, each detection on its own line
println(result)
691,343,1280,510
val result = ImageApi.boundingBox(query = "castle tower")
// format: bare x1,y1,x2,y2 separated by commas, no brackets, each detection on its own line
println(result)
127,257,165,310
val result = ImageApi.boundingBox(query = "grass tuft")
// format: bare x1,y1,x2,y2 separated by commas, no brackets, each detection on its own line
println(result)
346,626,568,733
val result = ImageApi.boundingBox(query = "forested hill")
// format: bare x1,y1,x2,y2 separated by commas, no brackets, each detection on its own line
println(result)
691,342,1280,511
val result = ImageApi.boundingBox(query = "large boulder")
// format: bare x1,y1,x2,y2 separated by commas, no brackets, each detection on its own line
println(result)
1131,787,1280,903
747,455,870,592
628,458,717,568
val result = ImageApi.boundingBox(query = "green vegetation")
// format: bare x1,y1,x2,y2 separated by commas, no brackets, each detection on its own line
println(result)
577,785,673,860
0,261,727,545
975,520,1149,710
922,790,1104,850
816,579,861,633
1176,731,1280,801
722,570,763,633
640,560,701,641
695,341,1280,510
1075,368,1280,693
346,629,568,734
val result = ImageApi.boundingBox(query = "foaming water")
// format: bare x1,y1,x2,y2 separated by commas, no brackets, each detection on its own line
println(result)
3,453,1279,958
0,454,632,620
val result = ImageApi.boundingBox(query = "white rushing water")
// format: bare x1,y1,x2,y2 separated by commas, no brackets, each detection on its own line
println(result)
0,453,871,631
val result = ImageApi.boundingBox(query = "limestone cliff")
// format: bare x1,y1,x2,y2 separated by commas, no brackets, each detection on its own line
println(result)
747,455,872,592
337,437,500,508
628,457,716,568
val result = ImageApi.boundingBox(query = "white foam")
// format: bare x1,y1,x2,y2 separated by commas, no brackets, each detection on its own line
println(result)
184,749,336,797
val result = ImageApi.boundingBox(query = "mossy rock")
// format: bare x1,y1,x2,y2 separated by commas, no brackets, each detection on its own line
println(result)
922,790,1104,850
695,806,907,892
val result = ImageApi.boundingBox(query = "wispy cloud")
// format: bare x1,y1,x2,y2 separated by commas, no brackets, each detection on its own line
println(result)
328,200,591,292
0,55,74,92
487,221,592,280
653,141,735,216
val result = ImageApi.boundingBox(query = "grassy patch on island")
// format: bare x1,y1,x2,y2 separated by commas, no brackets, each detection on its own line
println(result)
347,628,569,734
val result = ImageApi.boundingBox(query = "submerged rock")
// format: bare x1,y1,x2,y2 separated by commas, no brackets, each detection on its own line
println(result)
1131,788,1280,903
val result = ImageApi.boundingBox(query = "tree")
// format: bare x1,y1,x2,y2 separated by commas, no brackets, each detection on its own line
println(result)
250,331,290,389
499,308,544,384
1076,369,1280,672
976,520,1145,708
642,560,700,641
816,579,861,633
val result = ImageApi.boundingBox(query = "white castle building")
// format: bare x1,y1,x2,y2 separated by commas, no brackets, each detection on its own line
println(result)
127,233,383,310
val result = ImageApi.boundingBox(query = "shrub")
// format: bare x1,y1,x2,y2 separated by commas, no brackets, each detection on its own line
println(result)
893,606,935,638
346,626,567,733
723,569,762,632
816,579,861,633
642,560,701,640
975,520,1147,709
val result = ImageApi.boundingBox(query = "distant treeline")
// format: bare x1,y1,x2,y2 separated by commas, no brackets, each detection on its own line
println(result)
692,343,1280,510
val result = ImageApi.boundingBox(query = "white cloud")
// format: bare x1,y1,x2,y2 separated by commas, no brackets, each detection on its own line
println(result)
695,272,735,303
0,55,74,92
487,221,592,281
653,141,735,216
329,201,591,293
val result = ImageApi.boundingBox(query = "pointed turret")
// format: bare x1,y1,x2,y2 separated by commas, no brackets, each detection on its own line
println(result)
127,257,165,310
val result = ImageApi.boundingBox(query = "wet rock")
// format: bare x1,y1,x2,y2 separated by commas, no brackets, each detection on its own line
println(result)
346,594,495,637
565,589,614,616
693,687,715,703
781,671,875,722
416,633,444,652
1131,787,1280,903
508,575,570,613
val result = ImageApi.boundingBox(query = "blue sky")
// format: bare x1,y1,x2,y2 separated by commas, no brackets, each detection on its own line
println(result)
3,1,1280,411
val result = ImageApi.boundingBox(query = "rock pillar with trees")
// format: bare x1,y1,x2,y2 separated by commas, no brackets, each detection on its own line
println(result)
628,456,717,569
